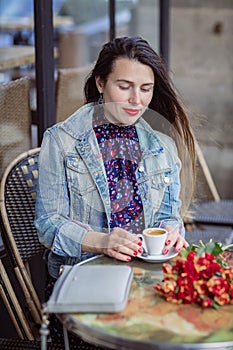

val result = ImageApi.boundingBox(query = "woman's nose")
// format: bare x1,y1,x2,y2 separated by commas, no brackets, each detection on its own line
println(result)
128,89,140,105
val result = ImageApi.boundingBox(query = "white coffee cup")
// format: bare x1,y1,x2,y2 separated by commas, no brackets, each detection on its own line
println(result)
137,228,168,256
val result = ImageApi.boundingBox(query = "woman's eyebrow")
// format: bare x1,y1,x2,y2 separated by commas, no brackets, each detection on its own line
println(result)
116,79,154,86
116,79,132,83
141,83,154,86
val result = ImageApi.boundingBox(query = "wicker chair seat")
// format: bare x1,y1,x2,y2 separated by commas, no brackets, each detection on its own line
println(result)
185,226,233,246
0,338,41,350
0,337,100,349
192,200,233,225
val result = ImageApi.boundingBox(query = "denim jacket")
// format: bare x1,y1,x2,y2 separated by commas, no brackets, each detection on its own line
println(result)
34,103,184,278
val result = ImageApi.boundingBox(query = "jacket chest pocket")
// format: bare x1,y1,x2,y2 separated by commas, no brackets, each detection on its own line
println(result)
65,156,103,212
150,170,172,211
66,156,95,193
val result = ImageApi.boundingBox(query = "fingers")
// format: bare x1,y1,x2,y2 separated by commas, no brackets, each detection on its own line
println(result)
111,240,143,260
163,224,188,254
104,228,143,261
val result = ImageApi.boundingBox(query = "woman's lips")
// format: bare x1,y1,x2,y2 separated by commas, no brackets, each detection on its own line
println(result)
123,108,140,116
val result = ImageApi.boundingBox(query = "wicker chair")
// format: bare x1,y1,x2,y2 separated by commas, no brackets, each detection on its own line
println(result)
0,77,32,179
0,148,104,349
0,337,106,350
55,64,93,123
0,256,35,340
185,226,233,246
0,338,41,350
0,148,42,334
0,338,63,350
0,337,103,350
0,148,41,334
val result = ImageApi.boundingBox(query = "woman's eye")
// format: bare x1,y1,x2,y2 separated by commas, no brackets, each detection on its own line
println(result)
119,85,130,90
141,87,153,93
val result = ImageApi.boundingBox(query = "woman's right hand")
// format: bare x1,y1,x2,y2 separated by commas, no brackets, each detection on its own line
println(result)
82,227,143,262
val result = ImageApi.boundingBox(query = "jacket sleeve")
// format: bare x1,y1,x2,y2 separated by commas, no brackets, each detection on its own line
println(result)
34,129,92,257
152,135,185,237
153,161,185,236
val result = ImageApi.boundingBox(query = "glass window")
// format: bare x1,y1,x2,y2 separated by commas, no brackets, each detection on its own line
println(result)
57,0,160,67
115,0,160,52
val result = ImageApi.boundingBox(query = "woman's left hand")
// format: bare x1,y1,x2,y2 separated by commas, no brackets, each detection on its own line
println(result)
163,224,189,254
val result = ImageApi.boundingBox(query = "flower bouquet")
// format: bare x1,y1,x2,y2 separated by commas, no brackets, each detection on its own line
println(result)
154,239,233,309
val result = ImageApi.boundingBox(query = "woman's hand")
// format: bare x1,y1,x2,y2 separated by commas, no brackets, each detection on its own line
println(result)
162,224,189,254
82,227,143,262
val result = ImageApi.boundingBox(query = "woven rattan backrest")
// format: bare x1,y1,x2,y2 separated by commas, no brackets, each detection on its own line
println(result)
55,64,93,123
0,148,43,261
0,77,32,179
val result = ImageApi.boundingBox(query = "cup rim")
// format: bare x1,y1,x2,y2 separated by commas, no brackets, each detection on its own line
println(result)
143,228,167,236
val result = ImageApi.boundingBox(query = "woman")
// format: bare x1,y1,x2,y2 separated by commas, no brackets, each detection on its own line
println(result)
35,36,196,280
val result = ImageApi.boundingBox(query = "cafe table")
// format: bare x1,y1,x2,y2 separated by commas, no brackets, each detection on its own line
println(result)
0,45,59,71
58,251,233,350
0,45,35,71
0,16,74,31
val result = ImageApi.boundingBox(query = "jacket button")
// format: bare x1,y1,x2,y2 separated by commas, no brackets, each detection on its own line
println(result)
164,176,170,183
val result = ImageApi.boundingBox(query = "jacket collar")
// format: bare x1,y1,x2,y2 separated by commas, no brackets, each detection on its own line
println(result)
60,103,164,156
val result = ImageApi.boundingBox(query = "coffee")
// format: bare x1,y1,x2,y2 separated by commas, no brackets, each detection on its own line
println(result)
145,229,165,236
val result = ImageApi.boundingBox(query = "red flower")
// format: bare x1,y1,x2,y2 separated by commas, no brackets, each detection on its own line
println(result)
161,279,177,294
214,293,230,306
182,260,199,280
200,297,213,308
187,251,196,261
162,263,173,274
193,280,208,296
206,276,229,296
154,247,233,309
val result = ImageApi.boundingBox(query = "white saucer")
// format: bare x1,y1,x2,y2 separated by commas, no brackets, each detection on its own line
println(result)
137,248,178,263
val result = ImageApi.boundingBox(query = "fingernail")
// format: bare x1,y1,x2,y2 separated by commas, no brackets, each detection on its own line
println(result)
138,248,143,253
163,248,169,254
138,240,142,246
166,240,171,245
126,257,132,261
177,247,181,252
133,251,138,256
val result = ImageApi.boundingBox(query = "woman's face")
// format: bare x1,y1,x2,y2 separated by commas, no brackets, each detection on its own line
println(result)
95,57,154,126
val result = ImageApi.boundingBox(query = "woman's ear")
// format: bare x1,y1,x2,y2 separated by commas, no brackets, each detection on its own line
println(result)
95,76,104,93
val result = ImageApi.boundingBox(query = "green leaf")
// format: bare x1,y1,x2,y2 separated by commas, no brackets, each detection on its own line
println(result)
180,250,188,258
185,238,228,257
204,240,216,252
212,300,220,310
204,241,222,255
196,246,205,256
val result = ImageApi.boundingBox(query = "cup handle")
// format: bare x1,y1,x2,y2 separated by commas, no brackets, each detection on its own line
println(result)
136,234,146,248
136,234,148,255
136,233,143,241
